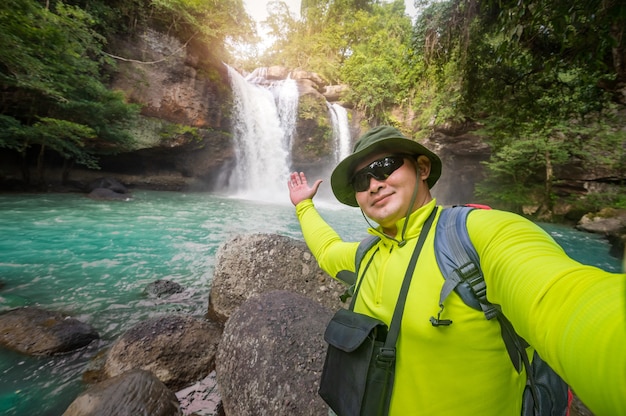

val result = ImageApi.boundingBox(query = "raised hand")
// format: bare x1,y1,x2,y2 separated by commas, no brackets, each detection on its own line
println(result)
287,172,322,206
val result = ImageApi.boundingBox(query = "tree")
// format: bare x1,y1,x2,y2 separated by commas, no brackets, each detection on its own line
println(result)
406,0,625,214
0,0,139,185
340,1,413,123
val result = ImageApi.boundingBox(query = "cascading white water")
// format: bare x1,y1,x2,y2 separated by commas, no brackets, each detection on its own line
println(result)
328,103,352,163
225,65,299,202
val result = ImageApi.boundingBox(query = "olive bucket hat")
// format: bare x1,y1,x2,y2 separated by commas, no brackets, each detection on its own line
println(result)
330,125,442,207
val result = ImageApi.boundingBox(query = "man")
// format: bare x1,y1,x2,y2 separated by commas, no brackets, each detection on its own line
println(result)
287,125,625,415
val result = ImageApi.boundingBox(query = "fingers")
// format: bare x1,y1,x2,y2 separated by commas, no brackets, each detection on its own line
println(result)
288,172,322,195
288,172,308,187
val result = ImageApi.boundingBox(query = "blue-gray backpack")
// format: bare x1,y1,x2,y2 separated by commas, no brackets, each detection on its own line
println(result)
338,205,571,416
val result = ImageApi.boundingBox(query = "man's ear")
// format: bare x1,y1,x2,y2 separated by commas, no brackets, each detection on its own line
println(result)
416,155,431,181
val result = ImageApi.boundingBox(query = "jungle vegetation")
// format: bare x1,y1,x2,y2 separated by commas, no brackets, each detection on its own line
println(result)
1,0,624,214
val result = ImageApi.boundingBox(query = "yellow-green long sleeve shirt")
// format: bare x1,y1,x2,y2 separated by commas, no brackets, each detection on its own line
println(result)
295,198,626,416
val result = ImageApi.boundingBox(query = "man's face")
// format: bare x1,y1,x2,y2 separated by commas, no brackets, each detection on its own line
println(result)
353,152,429,235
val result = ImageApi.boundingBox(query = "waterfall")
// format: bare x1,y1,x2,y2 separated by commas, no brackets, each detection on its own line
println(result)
328,103,352,163
224,65,299,202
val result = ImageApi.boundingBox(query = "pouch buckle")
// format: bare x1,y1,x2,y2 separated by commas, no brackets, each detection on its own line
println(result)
377,347,396,366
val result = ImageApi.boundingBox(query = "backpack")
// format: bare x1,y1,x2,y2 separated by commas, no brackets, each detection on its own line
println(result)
337,205,571,416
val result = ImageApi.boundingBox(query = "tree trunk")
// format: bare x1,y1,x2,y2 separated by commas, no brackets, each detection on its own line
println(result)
19,151,30,185
36,144,46,187
544,148,553,220
61,159,74,185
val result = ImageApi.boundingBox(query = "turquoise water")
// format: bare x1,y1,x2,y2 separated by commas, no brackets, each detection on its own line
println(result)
0,191,621,415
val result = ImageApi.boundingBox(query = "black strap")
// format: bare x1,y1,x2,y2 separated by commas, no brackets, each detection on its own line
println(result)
348,248,378,310
352,207,439,351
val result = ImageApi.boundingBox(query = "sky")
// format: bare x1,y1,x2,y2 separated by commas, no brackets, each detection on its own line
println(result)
242,0,418,26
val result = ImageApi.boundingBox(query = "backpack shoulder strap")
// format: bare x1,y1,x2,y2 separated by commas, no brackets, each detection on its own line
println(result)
432,206,499,320
336,235,380,302
431,205,526,373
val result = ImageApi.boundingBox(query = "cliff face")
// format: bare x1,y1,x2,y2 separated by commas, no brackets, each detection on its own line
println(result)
95,29,356,191
94,29,234,190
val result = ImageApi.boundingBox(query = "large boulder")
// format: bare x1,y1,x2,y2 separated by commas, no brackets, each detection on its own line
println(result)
0,307,99,356
208,233,347,323
103,314,222,391
63,369,182,416
216,290,332,416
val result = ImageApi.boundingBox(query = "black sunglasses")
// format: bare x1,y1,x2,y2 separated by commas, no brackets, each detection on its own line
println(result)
351,155,406,193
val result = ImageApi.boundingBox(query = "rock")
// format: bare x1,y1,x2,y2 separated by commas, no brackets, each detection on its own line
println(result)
103,314,222,391
296,78,325,97
87,188,132,201
577,208,626,258
0,307,99,356
577,208,626,234
87,177,128,194
323,84,350,102
216,290,332,416
145,279,185,298
290,69,328,88
175,371,223,416
263,66,290,80
208,233,347,324
63,369,182,416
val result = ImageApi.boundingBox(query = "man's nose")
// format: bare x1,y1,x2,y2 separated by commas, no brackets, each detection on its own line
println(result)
367,175,385,191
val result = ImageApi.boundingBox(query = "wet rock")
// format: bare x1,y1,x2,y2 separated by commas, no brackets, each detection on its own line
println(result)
216,290,331,416
63,369,182,416
87,188,131,201
145,279,185,298
0,307,99,356
87,177,128,194
103,314,221,391
208,233,347,324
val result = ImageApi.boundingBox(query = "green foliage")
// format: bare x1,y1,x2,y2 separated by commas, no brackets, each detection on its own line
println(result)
404,0,625,211
31,118,99,169
257,0,411,90
159,123,201,143
339,4,412,123
298,95,325,120
573,191,626,212
0,0,140,181
149,0,254,47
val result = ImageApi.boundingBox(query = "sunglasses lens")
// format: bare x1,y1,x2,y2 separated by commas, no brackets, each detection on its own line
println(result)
352,174,370,192
352,156,405,192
